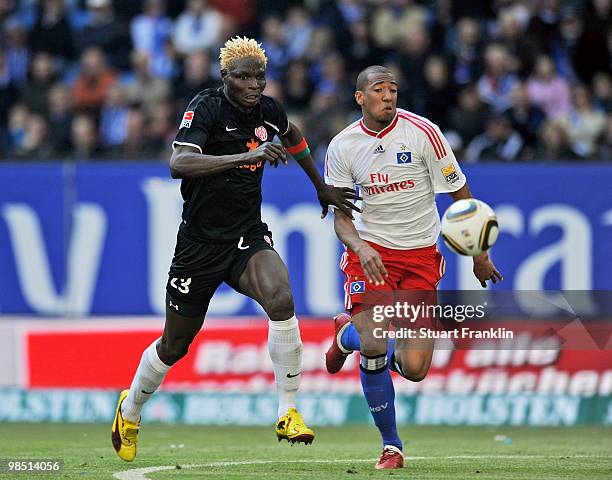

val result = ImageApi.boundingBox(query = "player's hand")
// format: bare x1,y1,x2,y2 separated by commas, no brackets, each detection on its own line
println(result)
473,253,503,288
243,142,287,168
355,243,388,286
318,185,362,219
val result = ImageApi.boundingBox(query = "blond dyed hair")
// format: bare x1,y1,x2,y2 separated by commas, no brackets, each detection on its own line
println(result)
219,36,267,71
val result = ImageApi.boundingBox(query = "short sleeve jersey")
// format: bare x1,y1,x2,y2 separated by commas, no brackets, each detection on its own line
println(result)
173,88,289,242
324,108,466,250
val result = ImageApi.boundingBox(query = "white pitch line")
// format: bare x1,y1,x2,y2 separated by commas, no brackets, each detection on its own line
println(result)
113,455,611,480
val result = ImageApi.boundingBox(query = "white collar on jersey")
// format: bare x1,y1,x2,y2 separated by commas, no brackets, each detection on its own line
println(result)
359,112,399,139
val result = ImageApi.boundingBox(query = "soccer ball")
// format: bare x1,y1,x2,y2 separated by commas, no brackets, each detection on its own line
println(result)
441,199,499,256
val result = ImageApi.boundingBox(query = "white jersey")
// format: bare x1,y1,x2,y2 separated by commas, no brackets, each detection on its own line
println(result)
325,108,466,250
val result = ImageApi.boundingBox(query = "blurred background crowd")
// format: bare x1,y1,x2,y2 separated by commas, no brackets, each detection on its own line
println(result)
0,0,609,162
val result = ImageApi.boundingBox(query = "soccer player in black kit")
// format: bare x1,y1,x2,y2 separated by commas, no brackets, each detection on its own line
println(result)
111,37,360,461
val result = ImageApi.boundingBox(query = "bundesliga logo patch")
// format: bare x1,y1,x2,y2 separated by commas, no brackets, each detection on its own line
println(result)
180,111,194,129
349,280,365,294
396,152,412,164
442,164,459,184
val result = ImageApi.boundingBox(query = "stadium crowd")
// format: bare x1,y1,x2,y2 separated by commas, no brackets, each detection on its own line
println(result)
0,0,609,162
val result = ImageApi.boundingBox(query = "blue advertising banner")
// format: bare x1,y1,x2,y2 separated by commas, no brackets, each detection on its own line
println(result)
0,163,610,315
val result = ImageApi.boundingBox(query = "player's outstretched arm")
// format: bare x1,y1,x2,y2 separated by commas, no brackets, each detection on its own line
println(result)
169,144,286,179
448,183,503,288
280,122,361,219
333,210,387,286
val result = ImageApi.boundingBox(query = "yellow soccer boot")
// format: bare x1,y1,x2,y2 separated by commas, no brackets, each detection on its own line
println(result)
275,407,315,445
111,390,140,461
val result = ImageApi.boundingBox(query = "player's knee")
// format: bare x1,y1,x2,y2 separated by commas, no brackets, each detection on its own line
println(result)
264,287,294,321
158,337,190,366
394,356,430,382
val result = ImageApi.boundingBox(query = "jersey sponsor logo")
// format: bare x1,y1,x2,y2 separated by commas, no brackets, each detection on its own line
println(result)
238,139,263,172
180,111,194,129
396,151,412,164
363,180,415,196
374,144,385,154
170,277,191,294
349,280,365,294
168,300,179,311
246,139,260,151
254,126,268,141
442,164,459,184
239,161,263,172
225,126,238,132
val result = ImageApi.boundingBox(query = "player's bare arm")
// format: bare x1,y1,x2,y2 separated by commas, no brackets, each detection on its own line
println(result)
169,143,286,179
280,122,361,220
333,210,388,285
449,183,503,287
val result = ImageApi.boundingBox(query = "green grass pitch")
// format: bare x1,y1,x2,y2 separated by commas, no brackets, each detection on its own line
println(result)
0,424,610,479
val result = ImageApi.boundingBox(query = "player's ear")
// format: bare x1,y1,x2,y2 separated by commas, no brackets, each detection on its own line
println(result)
221,69,228,80
355,90,364,106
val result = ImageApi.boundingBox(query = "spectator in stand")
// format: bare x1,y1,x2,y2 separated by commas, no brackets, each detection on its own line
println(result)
283,60,313,113
561,85,606,158
28,0,75,61
284,6,314,61
12,113,54,159
124,50,170,116
172,50,219,111
312,52,351,110
573,0,611,85
592,72,612,113
504,82,546,154
344,18,384,80
130,0,174,79
0,49,17,129
371,0,426,49
147,99,174,155
259,15,288,81
76,0,131,70
3,20,29,86
527,0,564,55
304,25,336,85
423,55,456,130
477,44,519,113
19,52,56,115
466,114,524,163
527,54,571,119
173,0,224,56
5,103,29,157
397,25,431,113
99,84,129,148
72,48,117,115
448,84,491,147
68,114,104,160
448,17,483,86
47,83,73,155
496,7,539,79
536,120,578,160
111,105,158,159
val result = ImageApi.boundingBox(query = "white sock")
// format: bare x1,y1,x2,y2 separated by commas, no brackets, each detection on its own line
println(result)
121,338,171,422
268,316,302,419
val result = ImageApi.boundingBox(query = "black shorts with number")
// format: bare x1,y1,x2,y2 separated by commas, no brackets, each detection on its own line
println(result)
165,223,275,317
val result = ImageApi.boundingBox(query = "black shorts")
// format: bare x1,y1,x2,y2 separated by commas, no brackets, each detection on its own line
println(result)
165,223,275,317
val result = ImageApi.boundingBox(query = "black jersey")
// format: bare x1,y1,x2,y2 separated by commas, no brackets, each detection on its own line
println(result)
173,88,289,242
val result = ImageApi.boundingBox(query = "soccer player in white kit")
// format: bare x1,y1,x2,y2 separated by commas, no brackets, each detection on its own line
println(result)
324,66,502,469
